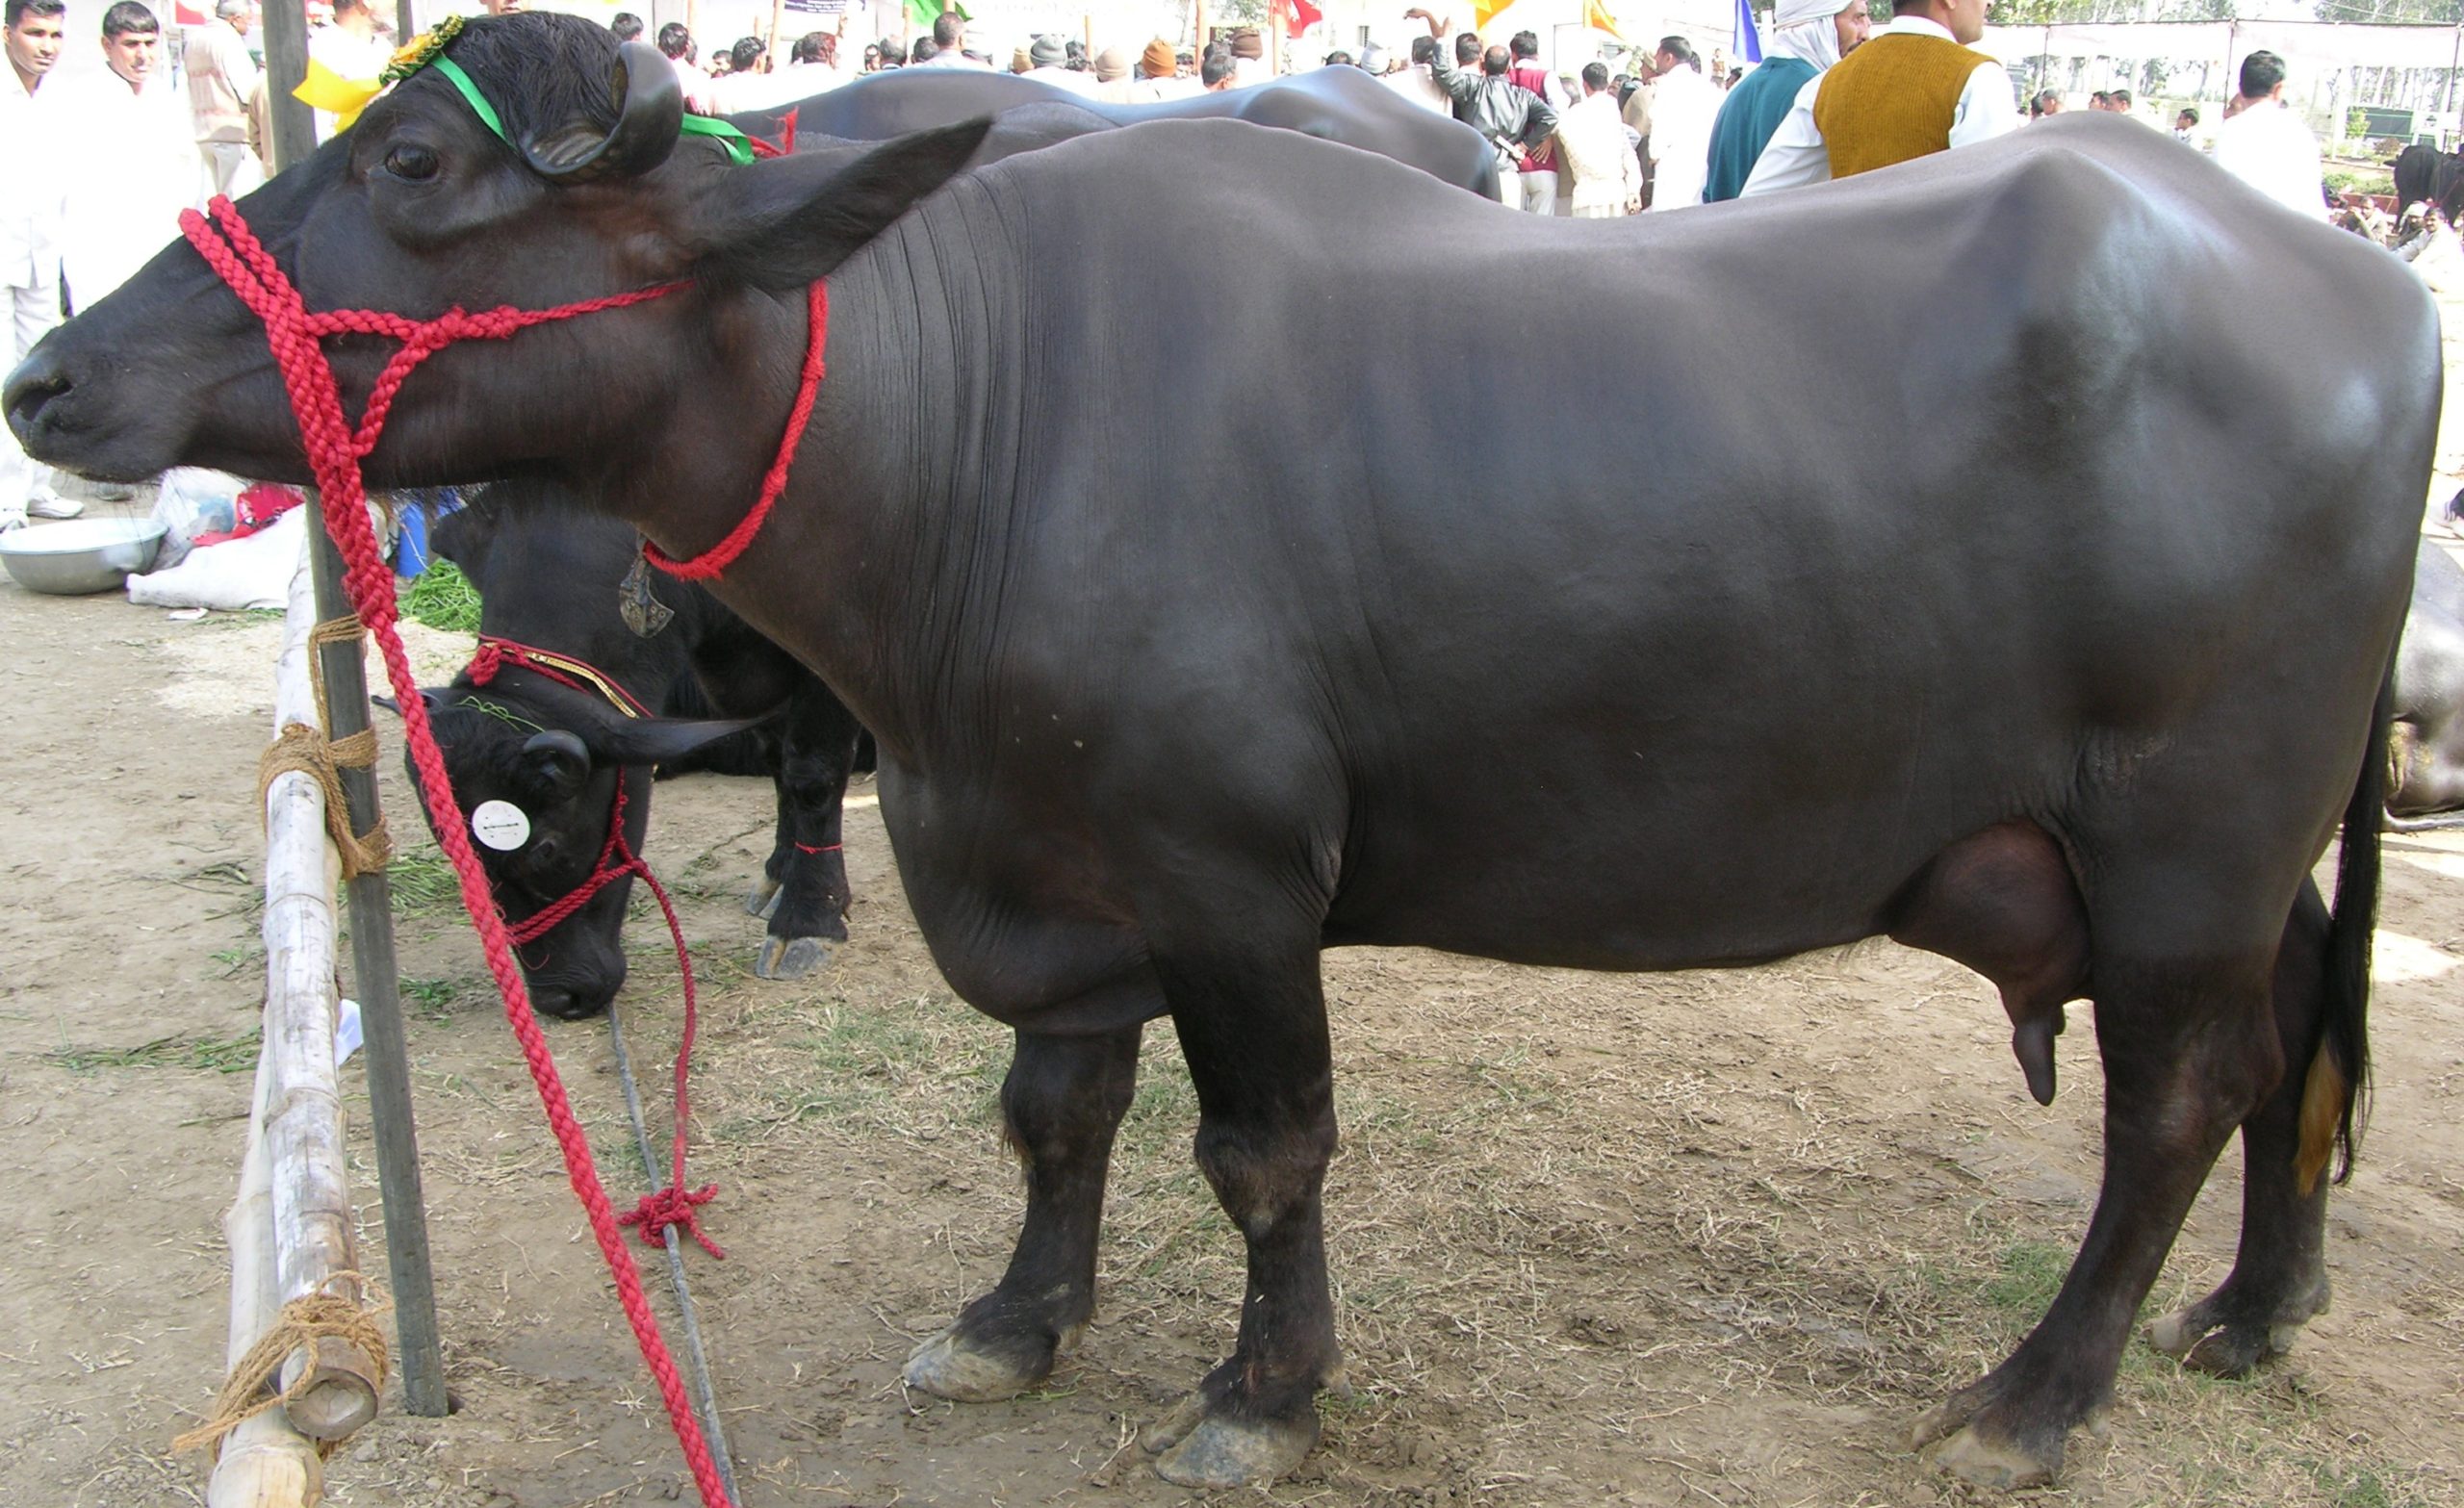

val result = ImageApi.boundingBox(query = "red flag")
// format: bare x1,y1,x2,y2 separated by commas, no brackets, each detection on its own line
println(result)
174,0,208,22
1271,0,1322,36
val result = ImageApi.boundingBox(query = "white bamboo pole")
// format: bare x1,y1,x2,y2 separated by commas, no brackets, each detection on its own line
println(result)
262,555,381,1442
205,1038,324,1507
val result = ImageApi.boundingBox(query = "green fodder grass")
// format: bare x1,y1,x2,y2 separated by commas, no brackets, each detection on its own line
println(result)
398,559,482,634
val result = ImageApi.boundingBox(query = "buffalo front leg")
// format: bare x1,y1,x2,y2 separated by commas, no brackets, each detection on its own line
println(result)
1916,958,2283,1489
1141,948,1343,1490
754,685,861,980
905,1025,1142,1400
2147,882,2336,1374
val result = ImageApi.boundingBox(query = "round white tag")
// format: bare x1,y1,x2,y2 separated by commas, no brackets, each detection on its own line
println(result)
471,800,532,852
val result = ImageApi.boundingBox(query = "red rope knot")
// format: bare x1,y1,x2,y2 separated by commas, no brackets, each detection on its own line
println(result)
466,639,506,685
620,1182,726,1260
792,841,841,856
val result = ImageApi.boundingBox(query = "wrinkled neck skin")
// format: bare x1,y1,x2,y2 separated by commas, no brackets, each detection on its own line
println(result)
583,204,1006,769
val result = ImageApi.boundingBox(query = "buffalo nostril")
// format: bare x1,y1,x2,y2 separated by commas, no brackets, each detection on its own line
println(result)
3,351,70,439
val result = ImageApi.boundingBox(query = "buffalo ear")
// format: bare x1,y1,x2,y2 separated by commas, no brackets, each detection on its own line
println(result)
690,118,993,293
590,715,761,768
519,729,594,804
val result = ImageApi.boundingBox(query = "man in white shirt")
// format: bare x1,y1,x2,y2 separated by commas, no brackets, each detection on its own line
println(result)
657,23,718,114
909,12,989,69
53,2,198,316
1645,36,1718,211
185,0,261,198
2207,51,2326,221
305,0,387,141
1557,60,1643,217
1022,34,1097,95
1,0,77,524
1381,34,1448,114
1739,0,2016,197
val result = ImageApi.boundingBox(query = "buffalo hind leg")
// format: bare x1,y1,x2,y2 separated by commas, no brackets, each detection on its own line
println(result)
905,1025,1142,1399
1141,943,1342,1489
1915,956,2283,1488
754,685,862,980
2146,881,2335,1374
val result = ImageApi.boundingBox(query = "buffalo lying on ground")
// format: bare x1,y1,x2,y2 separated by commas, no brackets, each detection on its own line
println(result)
4,16,2438,1494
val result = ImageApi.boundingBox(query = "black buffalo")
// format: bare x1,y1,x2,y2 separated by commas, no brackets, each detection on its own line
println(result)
2392,141,2463,223
5,17,2438,1494
410,486,867,1015
732,62,1501,198
2390,539,2464,826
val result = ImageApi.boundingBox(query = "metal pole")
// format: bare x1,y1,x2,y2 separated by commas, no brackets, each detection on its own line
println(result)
397,0,419,48
305,498,450,1419
256,0,449,1426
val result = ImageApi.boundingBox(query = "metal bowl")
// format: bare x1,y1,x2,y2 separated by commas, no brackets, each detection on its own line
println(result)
0,517,168,595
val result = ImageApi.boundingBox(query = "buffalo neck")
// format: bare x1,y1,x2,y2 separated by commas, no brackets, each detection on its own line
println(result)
595,196,1018,766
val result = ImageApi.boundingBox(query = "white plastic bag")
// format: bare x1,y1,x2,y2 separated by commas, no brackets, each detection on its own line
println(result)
127,507,306,611
148,467,249,570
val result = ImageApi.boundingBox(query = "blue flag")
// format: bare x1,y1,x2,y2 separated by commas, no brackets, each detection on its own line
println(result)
1732,0,1763,63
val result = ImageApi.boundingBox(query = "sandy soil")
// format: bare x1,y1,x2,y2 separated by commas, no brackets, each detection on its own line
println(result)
1,505,2460,1508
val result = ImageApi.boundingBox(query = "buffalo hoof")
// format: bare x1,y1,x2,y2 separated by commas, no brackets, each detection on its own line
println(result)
1911,1387,2061,1492
1924,1421,2057,1492
903,1322,1070,1403
1142,1396,1320,1490
755,935,832,980
744,877,782,918
2146,1301,2317,1379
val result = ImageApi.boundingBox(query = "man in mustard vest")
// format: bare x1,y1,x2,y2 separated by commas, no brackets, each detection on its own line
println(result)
1734,0,2015,196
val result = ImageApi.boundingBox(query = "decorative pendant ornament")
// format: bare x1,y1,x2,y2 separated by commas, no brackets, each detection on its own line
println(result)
620,547,677,638
293,13,468,133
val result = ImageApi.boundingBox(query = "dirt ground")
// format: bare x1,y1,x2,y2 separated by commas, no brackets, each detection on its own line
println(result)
1,506,2459,1508
6,247,2464,1507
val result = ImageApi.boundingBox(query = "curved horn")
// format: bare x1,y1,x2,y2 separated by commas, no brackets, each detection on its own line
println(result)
522,40,682,181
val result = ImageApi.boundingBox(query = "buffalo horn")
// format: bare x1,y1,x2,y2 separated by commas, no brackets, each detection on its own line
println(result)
522,40,683,182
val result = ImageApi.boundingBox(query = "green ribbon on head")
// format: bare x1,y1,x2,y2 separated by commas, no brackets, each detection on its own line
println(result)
680,114,757,167
409,33,759,168
429,55,509,144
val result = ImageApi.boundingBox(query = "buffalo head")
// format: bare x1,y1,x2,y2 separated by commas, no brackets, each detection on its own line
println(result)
409,681,750,1018
4,13,989,490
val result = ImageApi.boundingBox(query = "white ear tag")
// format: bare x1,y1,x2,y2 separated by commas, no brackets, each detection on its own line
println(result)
471,800,532,852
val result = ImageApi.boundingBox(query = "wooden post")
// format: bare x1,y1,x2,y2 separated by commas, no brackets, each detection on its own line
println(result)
261,0,316,173
205,1046,323,1508
307,498,449,1419
264,559,380,1443
768,0,786,51
396,0,418,47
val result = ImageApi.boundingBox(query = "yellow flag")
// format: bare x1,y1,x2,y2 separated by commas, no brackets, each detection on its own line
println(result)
1582,0,1624,38
294,57,384,132
1473,0,1512,30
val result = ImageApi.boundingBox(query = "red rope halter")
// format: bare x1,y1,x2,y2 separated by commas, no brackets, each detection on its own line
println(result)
464,638,720,1258
177,194,780,1508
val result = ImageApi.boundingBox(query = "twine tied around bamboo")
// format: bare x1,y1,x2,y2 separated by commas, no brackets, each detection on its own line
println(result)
257,613,392,877
172,1273,393,1462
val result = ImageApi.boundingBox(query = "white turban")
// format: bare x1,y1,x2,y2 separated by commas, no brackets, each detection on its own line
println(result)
1774,0,1842,25
1767,12,1843,69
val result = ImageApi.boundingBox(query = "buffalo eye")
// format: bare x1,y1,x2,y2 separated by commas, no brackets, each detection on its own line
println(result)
383,142,440,181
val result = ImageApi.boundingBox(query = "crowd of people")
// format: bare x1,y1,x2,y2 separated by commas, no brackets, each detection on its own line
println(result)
0,0,2373,530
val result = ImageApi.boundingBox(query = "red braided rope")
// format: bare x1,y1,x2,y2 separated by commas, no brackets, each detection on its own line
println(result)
640,276,826,581
498,773,725,1262
181,196,733,1508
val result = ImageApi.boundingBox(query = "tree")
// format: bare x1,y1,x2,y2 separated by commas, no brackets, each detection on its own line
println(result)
2312,0,2461,19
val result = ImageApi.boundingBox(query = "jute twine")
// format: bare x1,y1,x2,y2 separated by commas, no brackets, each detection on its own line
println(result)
172,1273,393,1462
257,614,392,877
